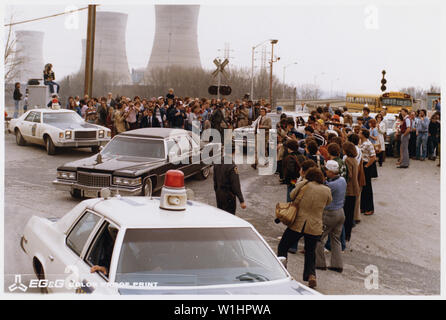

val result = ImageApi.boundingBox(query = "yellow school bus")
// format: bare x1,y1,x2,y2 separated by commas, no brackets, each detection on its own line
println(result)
346,92,413,113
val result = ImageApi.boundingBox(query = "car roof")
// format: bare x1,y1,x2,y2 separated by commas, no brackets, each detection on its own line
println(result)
120,128,188,139
88,196,253,229
28,109,75,113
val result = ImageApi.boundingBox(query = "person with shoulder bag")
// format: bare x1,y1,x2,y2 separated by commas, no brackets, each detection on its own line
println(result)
277,167,332,289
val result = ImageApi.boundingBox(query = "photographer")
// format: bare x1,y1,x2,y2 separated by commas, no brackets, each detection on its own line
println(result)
124,102,138,130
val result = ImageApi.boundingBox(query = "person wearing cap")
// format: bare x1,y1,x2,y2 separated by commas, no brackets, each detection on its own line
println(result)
315,160,346,273
213,157,247,215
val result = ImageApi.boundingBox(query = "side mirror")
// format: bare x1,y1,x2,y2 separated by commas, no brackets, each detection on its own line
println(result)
278,256,288,269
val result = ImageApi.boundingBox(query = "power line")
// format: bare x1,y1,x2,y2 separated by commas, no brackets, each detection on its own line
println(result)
4,6,96,27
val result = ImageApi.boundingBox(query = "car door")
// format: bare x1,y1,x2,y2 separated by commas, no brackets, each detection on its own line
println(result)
46,210,103,293
20,112,36,139
75,220,120,294
176,135,195,176
30,111,43,145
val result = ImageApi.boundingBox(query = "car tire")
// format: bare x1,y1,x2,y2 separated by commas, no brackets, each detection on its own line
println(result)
70,189,82,199
45,136,57,155
15,129,26,146
91,146,100,154
143,178,153,197
197,166,211,180
33,258,48,294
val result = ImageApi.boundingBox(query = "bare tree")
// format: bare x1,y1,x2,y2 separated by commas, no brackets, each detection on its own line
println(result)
4,14,23,85
297,83,322,100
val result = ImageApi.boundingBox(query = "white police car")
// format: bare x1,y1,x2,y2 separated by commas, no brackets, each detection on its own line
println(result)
8,109,111,155
21,170,318,295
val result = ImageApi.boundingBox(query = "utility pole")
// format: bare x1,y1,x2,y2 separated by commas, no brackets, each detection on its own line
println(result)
84,4,97,97
269,39,279,105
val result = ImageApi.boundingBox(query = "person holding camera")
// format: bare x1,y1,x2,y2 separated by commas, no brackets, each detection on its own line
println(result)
124,102,138,130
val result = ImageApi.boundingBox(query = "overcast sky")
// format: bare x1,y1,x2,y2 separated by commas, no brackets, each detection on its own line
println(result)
4,0,443,95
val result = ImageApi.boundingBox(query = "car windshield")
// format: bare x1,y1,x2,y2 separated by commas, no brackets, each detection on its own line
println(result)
115,227,288,287
101,136,165,159
43,112,84,124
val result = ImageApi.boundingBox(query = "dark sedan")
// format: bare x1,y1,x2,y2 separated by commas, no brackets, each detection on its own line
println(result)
53,128,220,198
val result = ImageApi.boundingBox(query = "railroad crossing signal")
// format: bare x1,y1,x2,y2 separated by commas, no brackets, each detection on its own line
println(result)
381,70,387,92
209,58,231,97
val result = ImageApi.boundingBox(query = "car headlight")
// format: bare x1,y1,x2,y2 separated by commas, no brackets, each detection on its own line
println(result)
57,171,76,180
98,130,105,138
65,130,72,139
113,176,142,186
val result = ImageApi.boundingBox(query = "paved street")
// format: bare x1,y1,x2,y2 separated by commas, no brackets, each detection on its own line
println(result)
3,133,440,295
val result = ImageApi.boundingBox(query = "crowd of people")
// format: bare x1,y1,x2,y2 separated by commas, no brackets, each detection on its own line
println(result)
61,89,275,137
274,104,440,289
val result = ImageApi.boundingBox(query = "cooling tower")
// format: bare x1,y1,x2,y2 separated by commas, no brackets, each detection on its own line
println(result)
146,5,202,72
79,11,132,84
14,30,44,83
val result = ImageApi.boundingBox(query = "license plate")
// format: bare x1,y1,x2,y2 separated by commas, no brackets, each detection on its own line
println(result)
83,189,99,198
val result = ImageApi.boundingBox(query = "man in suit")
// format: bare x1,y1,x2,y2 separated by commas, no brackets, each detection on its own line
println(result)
252,107,272,169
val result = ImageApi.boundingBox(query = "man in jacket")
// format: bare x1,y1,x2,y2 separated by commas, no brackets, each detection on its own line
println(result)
213,158,247,215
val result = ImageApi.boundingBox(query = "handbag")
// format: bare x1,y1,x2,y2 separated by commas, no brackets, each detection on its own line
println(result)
275,182,309,226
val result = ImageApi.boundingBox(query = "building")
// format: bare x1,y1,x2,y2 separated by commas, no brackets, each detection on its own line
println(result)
145,4,202,77
13,30,45,83
79,11,132,85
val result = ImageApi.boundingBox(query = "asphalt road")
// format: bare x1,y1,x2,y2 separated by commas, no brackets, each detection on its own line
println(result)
3,132,441,295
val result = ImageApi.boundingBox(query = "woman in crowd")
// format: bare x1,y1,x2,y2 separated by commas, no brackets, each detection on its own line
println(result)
347,133,365,224
43,63,60,94
375,114,386,166
342,141,360,242
428,112,440,161
114,103,126,135
359,128,377,215
85,100,97,124
278,167,332,289
368,119,380,176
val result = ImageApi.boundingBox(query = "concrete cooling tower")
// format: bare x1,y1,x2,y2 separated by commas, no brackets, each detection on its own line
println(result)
146,5,202,72
14,30,44,83
79,11,132,84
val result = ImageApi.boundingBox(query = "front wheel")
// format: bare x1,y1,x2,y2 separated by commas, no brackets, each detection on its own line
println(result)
197,166,211,180
15,129,26,146
91,146,100,153
45,136,57,155
143,178,153,197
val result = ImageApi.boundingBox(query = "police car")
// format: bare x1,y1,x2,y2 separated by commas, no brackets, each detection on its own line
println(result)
8,109,111,155
21,170,318,295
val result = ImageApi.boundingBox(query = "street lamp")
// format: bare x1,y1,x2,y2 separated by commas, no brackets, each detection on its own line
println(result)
282,62,298,99
330,77,340,98
269,39,279,105
251,39,274,101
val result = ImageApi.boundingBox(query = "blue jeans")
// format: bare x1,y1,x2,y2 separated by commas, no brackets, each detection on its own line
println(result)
416,132,428,160
44,81,60,93
325,225,346,251
14,100,20,118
